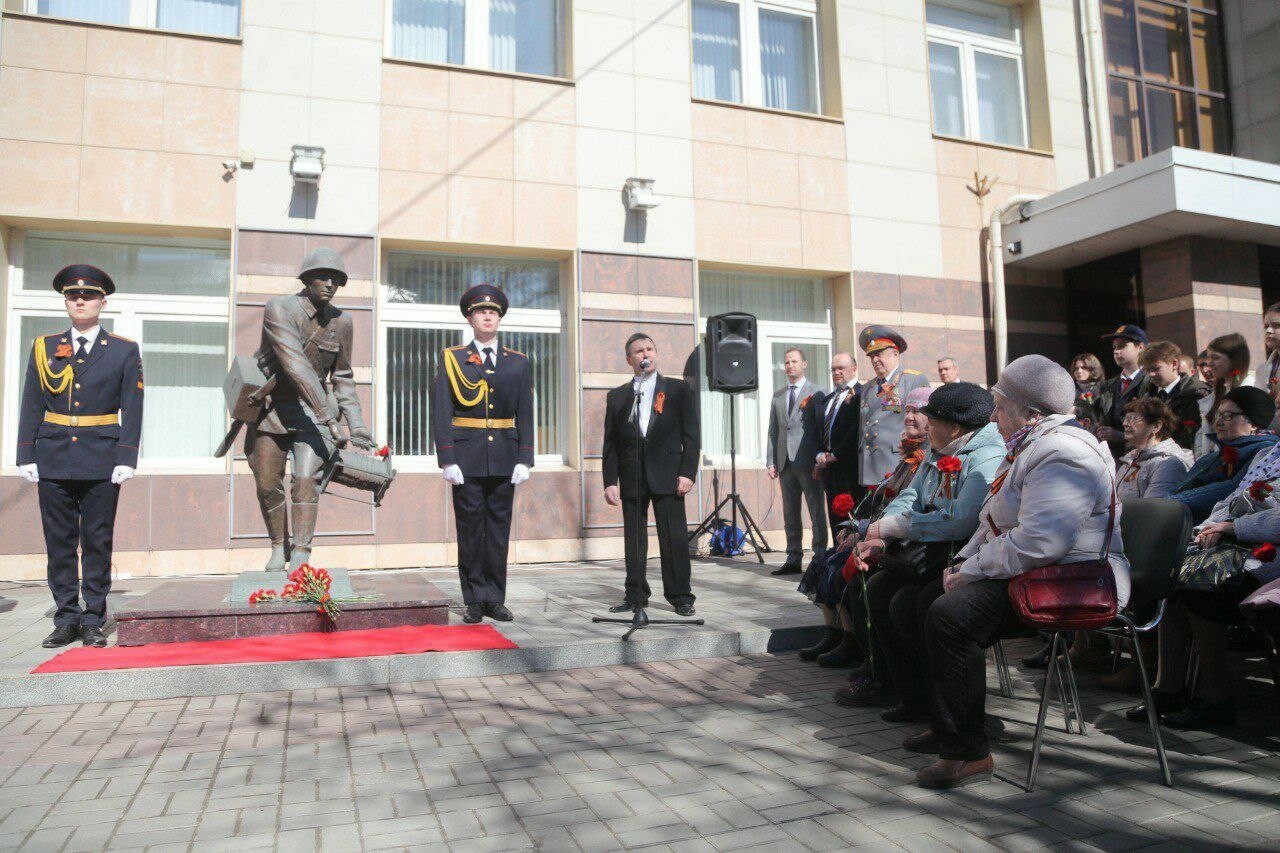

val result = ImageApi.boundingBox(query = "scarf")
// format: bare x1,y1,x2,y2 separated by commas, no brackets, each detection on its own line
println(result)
1004,417,1041,455
899,436,926,474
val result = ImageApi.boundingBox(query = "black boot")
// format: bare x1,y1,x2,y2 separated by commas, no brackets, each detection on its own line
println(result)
817,632,861,668
799,626,841,662
1020,640,1052,669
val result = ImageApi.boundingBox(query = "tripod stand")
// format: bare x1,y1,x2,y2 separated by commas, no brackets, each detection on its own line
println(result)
688,394,771,563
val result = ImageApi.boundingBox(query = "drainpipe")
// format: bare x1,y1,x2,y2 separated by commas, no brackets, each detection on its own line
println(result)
1078,0,1114,175
989,194,1044,373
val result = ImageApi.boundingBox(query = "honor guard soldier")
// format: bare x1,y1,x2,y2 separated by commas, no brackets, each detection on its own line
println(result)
16,265,143,649
856,325,929,495
432,284,534,624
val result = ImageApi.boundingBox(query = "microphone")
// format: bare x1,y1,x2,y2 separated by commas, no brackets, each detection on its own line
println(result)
639,358,651,370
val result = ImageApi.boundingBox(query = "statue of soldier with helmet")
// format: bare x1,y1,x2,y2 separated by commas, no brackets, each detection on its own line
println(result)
242,247,376,572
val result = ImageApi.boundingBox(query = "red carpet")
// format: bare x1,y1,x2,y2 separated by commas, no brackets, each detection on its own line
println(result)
32,624,517,674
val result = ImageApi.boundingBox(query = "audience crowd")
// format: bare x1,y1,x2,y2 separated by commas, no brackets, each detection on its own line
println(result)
770,304,1280,790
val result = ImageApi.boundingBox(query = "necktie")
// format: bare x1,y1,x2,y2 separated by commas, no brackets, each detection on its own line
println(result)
483,347,494,369
825,389,843,441
1121,377,1131,395
787,385,797,416
1158,389,1169,401
75,335,88,360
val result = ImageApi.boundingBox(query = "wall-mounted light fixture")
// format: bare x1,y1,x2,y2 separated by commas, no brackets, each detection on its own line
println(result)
624,177,660,211
290,145,325,185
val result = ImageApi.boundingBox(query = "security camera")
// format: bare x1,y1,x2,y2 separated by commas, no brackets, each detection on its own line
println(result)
221,159,239,172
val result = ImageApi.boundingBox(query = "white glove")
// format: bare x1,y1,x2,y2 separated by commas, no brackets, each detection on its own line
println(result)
510,464,530,485
18,463,38,484
111,465,135,485
442,464,465,486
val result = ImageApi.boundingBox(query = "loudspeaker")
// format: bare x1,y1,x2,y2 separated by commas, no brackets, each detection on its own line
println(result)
706,312,758,392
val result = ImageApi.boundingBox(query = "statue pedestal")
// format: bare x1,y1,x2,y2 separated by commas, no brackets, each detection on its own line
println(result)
114,572,449,646
230,569,355,603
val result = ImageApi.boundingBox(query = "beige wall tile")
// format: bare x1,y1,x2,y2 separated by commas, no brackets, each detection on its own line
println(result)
799,156,849,214
692,140,748,203
448,70,514,117
162,83,239,156
694,198,751,261
243,0,311,30
379,170,448,240
935,139,980,179
797,119,848,160
0,139,80,218
310,34,381,103
1,16,86,74
575,69,635,131
576,126,635,191
936,174,982,230
237,90,309,162
313,0,384,42
381,62,449,111
514,120,575,185
514,182,576,248
447,113,514,179
748,205,803,267
380,106,448,173
691,102,745,145
0,66,83,145
974,145,1020,187
308,164,379,233
79,147,163,222
745,112,799,152
634,133,692,199
576,186,629,253
632,22,690,84
746,149,800,208
634,77,691,138
940,225,982,282
850,215,902,274
513,79,575,125
308,98,381,167
241,26,311,96
574,10,634,75
164,34,240,89
1017,152,1058,192
85,26,166,81
158,153,236,227
638,194,695,258
83,76,165,150
447,175,514,244
801,211,852,271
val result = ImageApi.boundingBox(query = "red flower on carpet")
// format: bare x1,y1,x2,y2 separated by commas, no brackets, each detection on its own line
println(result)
1221,445,1239,475
376,445,391,459
654,391,665,414
1249,480,1274,502
831,493,855,517
1253,543,1277,562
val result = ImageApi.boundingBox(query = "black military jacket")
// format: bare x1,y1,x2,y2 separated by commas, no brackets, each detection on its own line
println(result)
17,329,144,480
432,340,535,477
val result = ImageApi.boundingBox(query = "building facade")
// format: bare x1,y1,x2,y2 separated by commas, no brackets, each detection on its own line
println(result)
0,0,1277,579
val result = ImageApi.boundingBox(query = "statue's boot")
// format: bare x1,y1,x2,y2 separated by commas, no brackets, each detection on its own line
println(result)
263,498,289,572
288,501,318,571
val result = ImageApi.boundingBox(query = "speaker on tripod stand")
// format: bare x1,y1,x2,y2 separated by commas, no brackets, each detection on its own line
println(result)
689,312,772,562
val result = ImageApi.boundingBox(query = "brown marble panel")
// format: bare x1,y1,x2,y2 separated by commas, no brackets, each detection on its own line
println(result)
1146,308,1200,357
581,387,611,457
579,319,696,375
1006,283,1065,321
113,478,151,551
1140,238,1193,302
580,252,638,295
147,475,230,551
234,303,264,356
851,271,901,311
942,329,991,386
637,256,694,299
948,280,985,317
0,478,42,554
304,234,375,281
237,230,308,277
374,473,451,545
1191,308,1264,358
1008,332,1069,366
583,480,621,529
513,470,581,540
897,326,950,377
899,276,948,315
1190,238,1261,288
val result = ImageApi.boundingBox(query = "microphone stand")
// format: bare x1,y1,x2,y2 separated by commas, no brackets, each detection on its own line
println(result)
594,368,704,641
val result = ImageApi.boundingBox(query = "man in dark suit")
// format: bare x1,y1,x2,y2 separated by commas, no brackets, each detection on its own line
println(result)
602,333,700,617
1091,324,1151,459
433,284,535,624
16,264,144,649
767,348,825,575
814,351,862,528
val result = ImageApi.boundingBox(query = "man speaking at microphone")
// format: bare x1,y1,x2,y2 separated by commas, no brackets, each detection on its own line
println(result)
602,333,700,617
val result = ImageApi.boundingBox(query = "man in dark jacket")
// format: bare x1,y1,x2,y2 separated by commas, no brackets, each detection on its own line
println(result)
602,333,700,617
816,351,862,528
1142,340,1209,451
1091,324,1151,459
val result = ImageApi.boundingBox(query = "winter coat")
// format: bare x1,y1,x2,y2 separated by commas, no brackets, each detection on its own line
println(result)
1170,432,1279,524
955,414,1131,608
1115,439,1193,501
1199,442,1280,585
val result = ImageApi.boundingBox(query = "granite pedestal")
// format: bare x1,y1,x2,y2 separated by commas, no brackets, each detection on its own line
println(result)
114,573,449,646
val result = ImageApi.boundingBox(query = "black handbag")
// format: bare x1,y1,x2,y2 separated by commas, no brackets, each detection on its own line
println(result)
875,540,954,583
1176,539,1253,594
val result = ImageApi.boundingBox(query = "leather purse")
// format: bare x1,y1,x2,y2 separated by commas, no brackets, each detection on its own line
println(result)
1176,539,1252,594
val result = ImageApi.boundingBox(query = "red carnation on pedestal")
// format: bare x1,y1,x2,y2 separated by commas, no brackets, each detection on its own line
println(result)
1253,543,1277,562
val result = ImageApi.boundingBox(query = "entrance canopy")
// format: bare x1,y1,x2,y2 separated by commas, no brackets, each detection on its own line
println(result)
1002,148,1280,270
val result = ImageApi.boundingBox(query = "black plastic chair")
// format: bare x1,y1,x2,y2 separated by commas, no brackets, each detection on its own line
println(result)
1025,498,1190,791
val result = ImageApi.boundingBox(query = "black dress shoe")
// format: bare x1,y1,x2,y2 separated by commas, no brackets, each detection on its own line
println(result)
880,703,923,723
42,624,79,648
608,601,637,613
485,603,514,622
834,679,893,707
1161,697,1236,730
817,633,860,667
799,626,841,662
1021,641,1052,669
1125,689,1187,723
675,603,696,617
80,626,107,647
463,604,484,624
903,729,941,754
771,563,802,576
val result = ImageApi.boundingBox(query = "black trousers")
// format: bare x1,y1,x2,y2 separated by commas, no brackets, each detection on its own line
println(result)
867,571,945,711
621,487,694,607
38,478,120,629
924,579,1018,761
779,462,827,564
451,476,514,606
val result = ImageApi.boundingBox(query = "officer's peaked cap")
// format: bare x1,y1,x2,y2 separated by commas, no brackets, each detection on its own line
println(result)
859,324,908,355
52,264,115,296
460,283,508,317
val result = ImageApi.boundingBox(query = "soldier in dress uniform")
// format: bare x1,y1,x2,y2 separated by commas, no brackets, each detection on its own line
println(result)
16,265,143,649
432,284,534,624
246,248,375,572
856,325,930,493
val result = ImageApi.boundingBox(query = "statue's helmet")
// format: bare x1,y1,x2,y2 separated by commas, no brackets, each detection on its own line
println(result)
297,247,348,287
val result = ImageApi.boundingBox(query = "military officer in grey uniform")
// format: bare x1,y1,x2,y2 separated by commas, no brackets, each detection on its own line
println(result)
856,325,930,491
245,248,375,572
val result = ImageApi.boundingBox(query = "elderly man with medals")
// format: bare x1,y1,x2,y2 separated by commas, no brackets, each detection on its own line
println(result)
856,325,930,494
16,264,143,649
432,284,534,624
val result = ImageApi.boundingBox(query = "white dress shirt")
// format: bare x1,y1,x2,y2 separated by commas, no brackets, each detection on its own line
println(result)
71,325,101,355
633,372,658,435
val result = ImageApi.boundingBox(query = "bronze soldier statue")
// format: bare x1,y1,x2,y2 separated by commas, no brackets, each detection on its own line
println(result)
245,248,374,571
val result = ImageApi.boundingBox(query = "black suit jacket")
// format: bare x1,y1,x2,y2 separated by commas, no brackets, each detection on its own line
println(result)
17,329,144,480
602,374,700,497
432,340,535,478
817,383,860,489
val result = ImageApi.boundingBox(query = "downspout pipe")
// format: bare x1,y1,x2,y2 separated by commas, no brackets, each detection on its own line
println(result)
989,194,1044,373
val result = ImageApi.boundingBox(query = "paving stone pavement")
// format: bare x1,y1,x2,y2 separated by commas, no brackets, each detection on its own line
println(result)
1,645,1279,852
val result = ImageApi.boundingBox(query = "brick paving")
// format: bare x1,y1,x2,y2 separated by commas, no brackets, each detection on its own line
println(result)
2,648,1279,852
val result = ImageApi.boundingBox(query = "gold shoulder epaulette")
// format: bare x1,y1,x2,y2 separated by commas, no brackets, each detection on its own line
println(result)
502,347,526,357
904,369,922,375
107,332,136,343
446,344,469,351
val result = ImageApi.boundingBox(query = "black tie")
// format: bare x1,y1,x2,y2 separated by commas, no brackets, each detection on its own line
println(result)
1158,389,1169,401
787,385,797,416
75,335,88,360
483,347,494,369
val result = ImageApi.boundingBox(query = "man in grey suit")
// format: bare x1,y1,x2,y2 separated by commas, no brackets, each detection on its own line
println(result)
767,348,827,576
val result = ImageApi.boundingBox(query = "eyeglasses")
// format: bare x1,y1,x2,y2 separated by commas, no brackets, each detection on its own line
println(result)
1213,410,1245,423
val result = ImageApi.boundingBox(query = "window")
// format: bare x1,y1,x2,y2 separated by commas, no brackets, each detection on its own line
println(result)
925,0,1029,148
5,231,232,468
698,271,831,463
1102,0,1230,165
691,0,820,114
389,0,563,78
27,0,241,37
379,252,564,465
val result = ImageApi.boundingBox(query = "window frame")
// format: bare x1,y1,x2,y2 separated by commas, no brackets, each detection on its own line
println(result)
383,0,566,80
376,251,567,472
3,228,233,474
21,0,242,38
925,0,1031,149
691,0,823,116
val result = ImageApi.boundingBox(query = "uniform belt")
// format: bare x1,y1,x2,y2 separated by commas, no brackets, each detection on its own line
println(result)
452,417,515,429
43,412,119,427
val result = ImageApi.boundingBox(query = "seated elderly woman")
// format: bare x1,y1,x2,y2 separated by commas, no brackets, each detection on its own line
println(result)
1127,430,1280,729
798,386,933,669
834,383,1005,716
1168,387,1278,524
1116,398,1193,500
910,355,1130,790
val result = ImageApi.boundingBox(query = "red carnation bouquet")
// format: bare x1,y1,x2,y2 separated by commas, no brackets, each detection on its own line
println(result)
246,563,362,622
